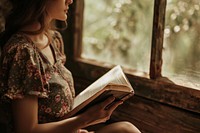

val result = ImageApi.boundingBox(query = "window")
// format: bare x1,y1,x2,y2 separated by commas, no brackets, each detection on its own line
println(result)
163,0,200,89
65,0,200,113
82,0,154,74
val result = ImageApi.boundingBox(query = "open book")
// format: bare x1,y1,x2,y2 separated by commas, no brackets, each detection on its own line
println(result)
66,65,134,118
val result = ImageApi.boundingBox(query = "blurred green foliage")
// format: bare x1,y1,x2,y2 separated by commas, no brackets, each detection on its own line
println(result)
163,0,200,84
83,0,154,72
83,0,200,85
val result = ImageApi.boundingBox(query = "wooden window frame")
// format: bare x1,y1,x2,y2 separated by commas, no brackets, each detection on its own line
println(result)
61,0,200,114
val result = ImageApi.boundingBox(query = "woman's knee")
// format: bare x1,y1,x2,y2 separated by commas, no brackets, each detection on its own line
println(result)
96,121,141,133
116,121,141,133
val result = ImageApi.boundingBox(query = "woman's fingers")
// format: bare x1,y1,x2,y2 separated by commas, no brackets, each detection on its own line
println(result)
100,100,123,122
107,100,123,113
81,96,124,126
100,96,124,113
100,96,115,109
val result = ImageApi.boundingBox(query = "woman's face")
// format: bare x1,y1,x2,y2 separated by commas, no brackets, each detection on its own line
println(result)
46,0,73,21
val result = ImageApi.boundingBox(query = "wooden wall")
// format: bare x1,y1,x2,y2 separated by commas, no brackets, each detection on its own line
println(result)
112,96,200,133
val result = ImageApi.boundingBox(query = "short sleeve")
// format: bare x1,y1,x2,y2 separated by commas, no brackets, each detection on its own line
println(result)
0,42,49,100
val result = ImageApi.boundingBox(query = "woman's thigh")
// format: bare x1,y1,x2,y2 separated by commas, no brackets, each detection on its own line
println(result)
96,121,141,133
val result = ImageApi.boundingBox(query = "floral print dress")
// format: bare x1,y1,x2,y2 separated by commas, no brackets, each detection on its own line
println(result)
0,30,75,133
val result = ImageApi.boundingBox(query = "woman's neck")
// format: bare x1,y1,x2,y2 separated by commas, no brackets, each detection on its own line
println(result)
19,22,51,49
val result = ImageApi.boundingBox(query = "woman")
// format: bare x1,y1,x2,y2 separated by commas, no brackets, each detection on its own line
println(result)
0,0,141,133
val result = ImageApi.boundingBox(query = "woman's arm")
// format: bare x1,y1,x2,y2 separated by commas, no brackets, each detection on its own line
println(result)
12,95,122,133
12,95,85,133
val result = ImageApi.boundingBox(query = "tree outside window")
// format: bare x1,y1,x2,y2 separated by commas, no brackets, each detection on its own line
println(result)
82,0,200,89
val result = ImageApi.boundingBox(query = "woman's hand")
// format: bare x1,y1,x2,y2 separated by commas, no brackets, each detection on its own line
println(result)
79,96,123,127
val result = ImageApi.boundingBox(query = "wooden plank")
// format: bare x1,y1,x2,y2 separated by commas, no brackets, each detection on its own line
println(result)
111,96,200,133
72,0,84,58
128,75,200,114
150,0,167,79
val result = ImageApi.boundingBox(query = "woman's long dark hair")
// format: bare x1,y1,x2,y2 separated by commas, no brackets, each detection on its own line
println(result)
0,0,50,49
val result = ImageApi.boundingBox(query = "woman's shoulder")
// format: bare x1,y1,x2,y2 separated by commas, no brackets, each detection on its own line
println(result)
4,32,34,53
49,30,62,39
49,30,64,53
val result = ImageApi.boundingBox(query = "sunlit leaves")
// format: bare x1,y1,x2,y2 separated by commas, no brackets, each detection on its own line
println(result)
165,0,200,35
163,0,200,85
83,0,154,72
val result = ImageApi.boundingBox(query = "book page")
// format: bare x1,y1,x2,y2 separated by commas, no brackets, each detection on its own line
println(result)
109,66,133,90
73,65,133,109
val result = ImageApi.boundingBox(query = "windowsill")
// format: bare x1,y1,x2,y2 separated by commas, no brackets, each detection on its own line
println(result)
74,57,200,90
75,57,150,78
66,57,200,114
160,75,200,90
